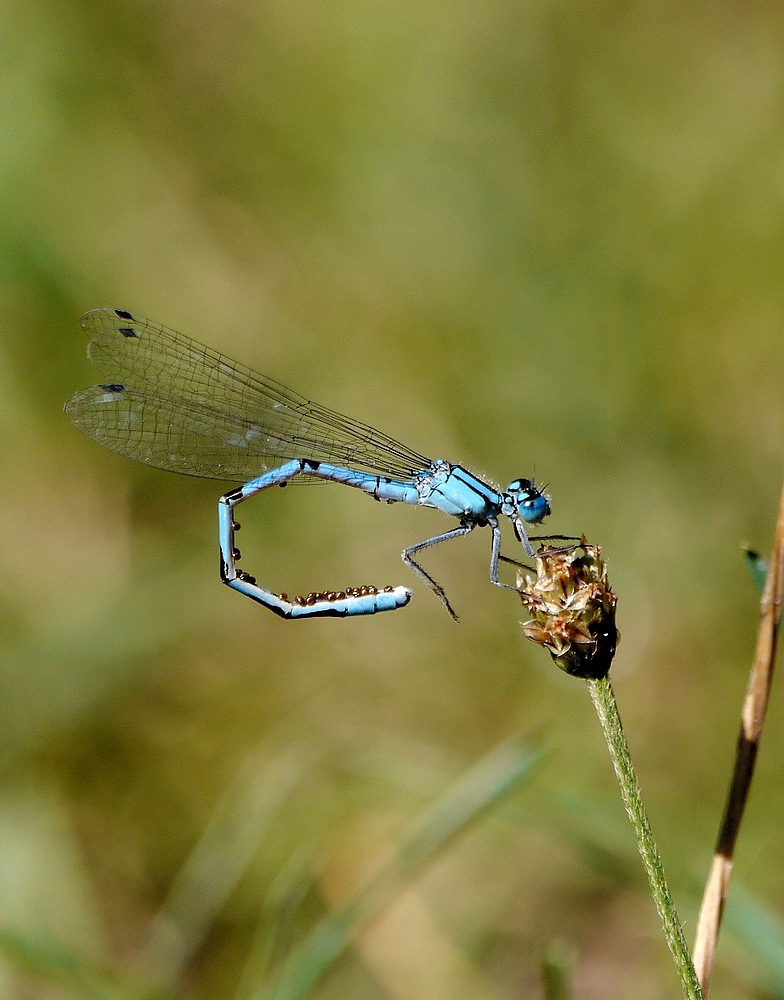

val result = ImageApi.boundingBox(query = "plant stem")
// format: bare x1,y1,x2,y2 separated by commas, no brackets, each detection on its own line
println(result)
587,676,703,1000
692,472,784,994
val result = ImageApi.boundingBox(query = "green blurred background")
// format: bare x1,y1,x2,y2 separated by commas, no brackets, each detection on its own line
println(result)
2,0,784,997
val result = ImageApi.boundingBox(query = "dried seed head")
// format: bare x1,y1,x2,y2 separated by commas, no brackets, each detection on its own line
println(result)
518,538,618,679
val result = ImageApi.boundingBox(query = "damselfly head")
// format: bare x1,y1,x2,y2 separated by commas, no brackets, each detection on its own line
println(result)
506,479,551,524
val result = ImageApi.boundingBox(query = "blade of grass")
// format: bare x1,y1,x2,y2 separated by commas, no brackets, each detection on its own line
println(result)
253,739,544,1000
743,547,768,594
541,939,575,1000
0,928,128,1000
132,741,322,994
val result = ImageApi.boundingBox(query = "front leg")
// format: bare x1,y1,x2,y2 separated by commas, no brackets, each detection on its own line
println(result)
489,518,520,592
402,521,476,622
219,459,412,619
494,533,583,582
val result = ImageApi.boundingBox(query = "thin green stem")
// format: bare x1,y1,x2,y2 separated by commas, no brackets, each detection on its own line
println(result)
587,676,703,1000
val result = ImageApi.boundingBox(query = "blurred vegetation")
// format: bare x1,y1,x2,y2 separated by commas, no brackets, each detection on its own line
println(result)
2,0,784,997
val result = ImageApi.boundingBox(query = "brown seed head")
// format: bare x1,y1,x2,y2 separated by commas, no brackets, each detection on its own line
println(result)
518,539,618,679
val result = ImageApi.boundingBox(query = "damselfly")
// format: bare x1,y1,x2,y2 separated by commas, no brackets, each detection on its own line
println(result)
66,309,552,621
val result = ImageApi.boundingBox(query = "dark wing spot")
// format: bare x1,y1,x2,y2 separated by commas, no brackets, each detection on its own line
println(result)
99,383,126,393
119,327,138,338
114,309,134,320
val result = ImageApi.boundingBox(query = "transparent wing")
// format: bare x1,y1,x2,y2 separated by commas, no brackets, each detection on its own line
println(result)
65,309,431,482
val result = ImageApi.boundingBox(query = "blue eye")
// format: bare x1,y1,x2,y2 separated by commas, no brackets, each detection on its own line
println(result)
521,492,550,524
506,479,550,524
